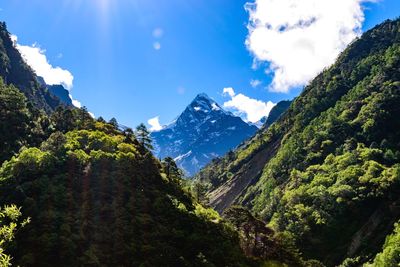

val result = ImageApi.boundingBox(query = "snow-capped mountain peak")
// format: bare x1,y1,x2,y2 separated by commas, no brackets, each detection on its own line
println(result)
187,93,226,115
151,93,258,177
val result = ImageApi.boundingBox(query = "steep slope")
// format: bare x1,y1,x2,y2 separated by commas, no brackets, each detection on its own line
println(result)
250,100,291,129
0,22,61,112
47,85,73,106
199,18,400,266
366,220,400,266
263,100,292,129
151,93,258,176
37,76,74,107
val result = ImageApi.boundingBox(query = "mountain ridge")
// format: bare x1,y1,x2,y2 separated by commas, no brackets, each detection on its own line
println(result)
151,93,259,176
0,22,62,113
197,18,400,266
37,76,74,107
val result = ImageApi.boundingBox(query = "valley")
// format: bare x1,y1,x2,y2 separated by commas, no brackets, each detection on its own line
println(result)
0,7,399,267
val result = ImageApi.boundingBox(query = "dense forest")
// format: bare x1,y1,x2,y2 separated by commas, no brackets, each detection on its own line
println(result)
0,22,306,267
196,18,400,266
1,14,400,267
0,79,263,266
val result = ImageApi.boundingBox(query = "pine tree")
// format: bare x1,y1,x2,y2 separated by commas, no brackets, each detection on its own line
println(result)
0,79,30,162
109,118,118,129
135,123,153,150
162,157,182,181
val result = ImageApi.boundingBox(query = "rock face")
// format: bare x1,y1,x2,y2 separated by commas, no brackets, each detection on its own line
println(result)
0,22,62,113
47,85,73,107
151,93,258,176
37,76,74,107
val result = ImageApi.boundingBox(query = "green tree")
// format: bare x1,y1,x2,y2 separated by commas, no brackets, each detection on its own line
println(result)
0,78,30,163
135,123,153,150
108,117,118,129
96,116,106,123
0,205,30,267
162,157,182,181
51,106,75,133
366,221,400,267
192,181,209,204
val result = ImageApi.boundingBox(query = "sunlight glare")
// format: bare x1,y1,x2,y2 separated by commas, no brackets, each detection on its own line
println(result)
97,0,112,15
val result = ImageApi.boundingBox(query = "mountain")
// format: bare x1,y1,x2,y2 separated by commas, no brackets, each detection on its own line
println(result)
0,77,269,267
263,100,292,128
0,23,303,267
37,76,74,107
2,15,400,267
151,93,259,176
47,84,73,106
0,22,61,112
196,18,400,266
251,116,267,129
251,100,292,129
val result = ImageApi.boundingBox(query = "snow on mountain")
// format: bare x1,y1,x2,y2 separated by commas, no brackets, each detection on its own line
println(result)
151,93,258,177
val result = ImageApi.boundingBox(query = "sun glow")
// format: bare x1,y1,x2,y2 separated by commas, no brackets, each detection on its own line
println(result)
97,0,112,16
63,0,116,18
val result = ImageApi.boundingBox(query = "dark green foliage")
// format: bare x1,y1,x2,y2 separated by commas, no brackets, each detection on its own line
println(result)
108,117,118,129
136,123,153,150
162,157,183,181
191,180,210,204
200,19,400,266
0,22,61,112
0,78,97,165
0,79,30,163
365,221,400,266
263,100,292,129
0,205,29,267
0,18,294,267
4,66,238,266
245,21,400,265
224,206,304,267
0,118,257,266
1,15,400,267
194,150,237,190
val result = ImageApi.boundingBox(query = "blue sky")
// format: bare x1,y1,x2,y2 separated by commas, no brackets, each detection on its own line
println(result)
1,0,399,129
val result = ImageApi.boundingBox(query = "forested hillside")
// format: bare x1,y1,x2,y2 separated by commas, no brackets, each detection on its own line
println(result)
262,100,292,130
1,13,400,267
0,24,285,267
0,78,266,266
0,22,62,112
198,18,400,266
0,22,311,265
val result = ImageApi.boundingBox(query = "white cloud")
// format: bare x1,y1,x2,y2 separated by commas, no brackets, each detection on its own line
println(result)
148,116,163,131
250,79,262,88
12,35,73,89
153,28,164,38
245,0,375,93
12,35,83,108
71,98,82,108
223,87,235,97
222,87,275,123
153,42,161,50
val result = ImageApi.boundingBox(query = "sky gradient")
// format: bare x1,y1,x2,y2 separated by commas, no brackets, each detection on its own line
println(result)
1,0,399,129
